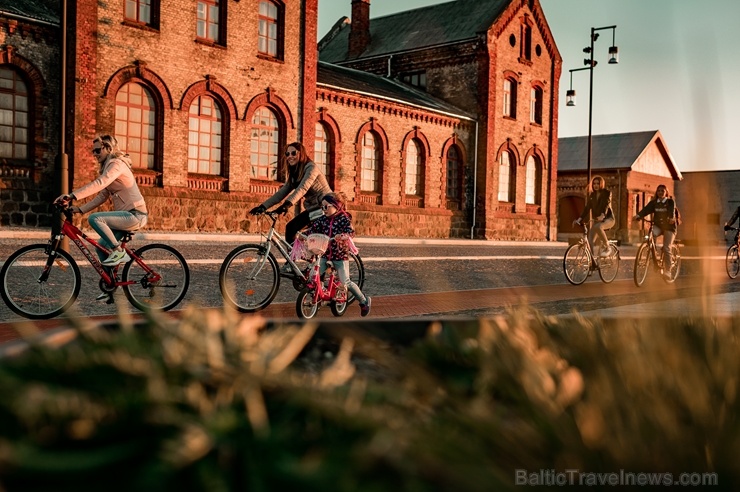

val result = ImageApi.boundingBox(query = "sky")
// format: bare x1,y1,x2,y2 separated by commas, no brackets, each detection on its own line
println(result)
317,0,740,173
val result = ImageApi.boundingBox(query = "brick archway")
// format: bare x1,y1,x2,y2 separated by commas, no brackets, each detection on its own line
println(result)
103,61,174,109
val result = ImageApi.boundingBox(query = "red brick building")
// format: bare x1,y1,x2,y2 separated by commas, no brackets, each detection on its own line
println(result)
0,0,60,228
2,0,562,240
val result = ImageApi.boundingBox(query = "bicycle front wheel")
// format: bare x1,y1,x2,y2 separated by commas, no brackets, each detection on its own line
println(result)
219,244,280,312
598,244,620,284
563,243,590,285
296,288,319,319
0,244,81,319
633,243,651,287
122,244,190,312
726,245,740,279
663,244,681,284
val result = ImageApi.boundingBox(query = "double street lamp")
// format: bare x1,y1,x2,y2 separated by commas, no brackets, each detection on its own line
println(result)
565,25,619,186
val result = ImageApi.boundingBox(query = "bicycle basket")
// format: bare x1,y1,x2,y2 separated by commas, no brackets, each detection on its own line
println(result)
306,234,331,256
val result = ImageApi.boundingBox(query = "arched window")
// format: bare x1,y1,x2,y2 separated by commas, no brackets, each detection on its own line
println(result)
250,106,279,180
258,1,283,59
405,139,423,196
0,67,28,160
361,131,380,192
525,154,542,205
530,86,543,125
188,95,223,175
314,121,331,177
498,150,515,202
446,145,461,199
115,82,156,169
503,78,517,118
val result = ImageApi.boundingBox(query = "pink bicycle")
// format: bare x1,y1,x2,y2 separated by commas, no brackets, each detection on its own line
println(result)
294,233,349,319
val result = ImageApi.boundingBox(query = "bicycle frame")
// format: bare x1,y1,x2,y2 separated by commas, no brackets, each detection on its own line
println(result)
255,211,310,277
305,259,346,305
639,221,665,270
47,209,158,289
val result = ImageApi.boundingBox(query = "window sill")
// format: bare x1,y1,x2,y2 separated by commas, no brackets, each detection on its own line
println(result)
187,173,227,191
257,53,284,63
122,19,159,33
195,38,226,49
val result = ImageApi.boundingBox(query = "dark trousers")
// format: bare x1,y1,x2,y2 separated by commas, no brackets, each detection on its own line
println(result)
285,209,313,245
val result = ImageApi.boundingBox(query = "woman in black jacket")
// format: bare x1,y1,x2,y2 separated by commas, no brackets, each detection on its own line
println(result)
573,175,615,263
633,184,676,277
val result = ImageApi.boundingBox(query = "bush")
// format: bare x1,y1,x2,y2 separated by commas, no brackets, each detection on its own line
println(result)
0,306,738,491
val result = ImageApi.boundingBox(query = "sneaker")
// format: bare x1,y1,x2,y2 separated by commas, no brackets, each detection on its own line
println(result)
599,249,609,258
280,263,294,275
96,292,111,301
102,248,130,266
359,296,371,317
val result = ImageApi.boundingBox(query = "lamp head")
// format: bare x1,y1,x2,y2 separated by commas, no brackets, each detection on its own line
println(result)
566,89,576,107
608,45,619,64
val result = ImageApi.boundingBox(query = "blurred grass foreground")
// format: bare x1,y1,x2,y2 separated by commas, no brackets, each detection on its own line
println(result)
0,307,738,491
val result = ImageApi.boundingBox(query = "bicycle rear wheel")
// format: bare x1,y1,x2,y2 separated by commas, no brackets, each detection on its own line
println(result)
219,244,280,312
563,243,590,285
296,288,319,319
0,244,80,319
633,243,651,287
347,253,365,305
598,244,620,283
726,245,740,279
663,244,681,284
123,244,190,312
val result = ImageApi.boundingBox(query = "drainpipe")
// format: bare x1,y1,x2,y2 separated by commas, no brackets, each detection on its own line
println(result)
470,120,479,239
386,54,392,77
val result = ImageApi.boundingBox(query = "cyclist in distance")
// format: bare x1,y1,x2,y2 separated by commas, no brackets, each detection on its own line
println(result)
724,203,740,232
249,141,332,271
54,134,148,269
632,184,677,279
572,175,615,266
305,192,371,317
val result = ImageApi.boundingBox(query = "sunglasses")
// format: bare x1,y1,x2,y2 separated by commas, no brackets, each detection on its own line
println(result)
321,204,335,210
284,150,298,157
92,148,102,155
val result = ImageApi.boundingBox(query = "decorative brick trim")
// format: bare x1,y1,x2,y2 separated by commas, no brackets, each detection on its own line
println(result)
243,87,294,128
103,61,174,109
180,75,238,119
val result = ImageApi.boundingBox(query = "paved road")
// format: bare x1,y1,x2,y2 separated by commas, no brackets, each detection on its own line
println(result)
1,232,738,344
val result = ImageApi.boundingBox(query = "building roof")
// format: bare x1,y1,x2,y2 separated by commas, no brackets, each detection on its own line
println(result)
319,0,510,63
318,61,474,119
0,0,59,26
558,130,682,180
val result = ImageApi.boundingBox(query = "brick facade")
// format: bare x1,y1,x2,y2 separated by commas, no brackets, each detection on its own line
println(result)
3,0,564,241
0,13,60,228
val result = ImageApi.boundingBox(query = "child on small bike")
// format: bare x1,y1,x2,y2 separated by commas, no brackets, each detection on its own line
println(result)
305,192,371,317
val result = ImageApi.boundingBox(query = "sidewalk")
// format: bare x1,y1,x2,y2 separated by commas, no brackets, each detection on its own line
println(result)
0,226,568,247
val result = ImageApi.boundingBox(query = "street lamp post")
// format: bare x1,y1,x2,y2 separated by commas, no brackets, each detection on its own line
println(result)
566,25,619,187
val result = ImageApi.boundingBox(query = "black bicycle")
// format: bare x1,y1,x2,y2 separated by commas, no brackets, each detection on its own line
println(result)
633,219,681,287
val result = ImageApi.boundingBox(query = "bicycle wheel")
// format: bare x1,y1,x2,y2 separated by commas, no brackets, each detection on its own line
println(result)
663,244,681,284
598,244,620,284
347,253,365,304
563,243,590,285
726,245,740,279
296,288,319,319
0,244,80,319
633,243,651,287
123,244,190,312
330,284,348,317
219,244,280,312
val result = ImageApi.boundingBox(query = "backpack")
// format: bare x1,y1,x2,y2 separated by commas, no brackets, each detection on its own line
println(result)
674,206,682,226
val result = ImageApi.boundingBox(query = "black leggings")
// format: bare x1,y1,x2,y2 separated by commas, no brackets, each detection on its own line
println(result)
285,209,313,245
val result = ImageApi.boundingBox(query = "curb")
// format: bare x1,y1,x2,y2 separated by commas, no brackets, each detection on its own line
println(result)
0,228,568,247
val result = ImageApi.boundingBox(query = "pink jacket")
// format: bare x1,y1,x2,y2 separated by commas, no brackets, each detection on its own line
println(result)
73,155,147,214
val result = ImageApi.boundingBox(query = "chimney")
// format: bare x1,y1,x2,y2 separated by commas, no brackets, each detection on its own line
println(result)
348,0,370,59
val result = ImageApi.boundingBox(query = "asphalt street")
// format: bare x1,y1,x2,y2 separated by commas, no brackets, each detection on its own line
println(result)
1,230,737,330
